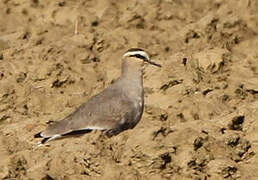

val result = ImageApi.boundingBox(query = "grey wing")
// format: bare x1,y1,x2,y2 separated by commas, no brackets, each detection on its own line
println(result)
41,87,135,138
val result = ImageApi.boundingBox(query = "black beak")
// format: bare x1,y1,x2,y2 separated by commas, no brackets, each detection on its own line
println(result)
146,59,162,67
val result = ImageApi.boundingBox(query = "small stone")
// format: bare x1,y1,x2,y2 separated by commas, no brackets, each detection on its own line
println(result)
228,115,244,131
0,52,3,60
203,88,213,96
182,57,187,66
58,1,66,6
194,137,204,151
91,20,99,27
160,79,183,91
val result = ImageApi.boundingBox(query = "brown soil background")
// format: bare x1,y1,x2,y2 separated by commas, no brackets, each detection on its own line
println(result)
0,0,258,179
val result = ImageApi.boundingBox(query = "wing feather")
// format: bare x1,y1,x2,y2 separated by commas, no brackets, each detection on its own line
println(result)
41,85,135,137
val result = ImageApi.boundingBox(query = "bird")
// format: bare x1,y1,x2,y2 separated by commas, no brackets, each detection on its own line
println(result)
34,48,161,144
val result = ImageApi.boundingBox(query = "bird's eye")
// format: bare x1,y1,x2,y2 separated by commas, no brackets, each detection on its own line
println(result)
130,54,148,61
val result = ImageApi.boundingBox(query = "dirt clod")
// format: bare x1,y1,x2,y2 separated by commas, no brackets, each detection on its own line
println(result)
228,115,245,131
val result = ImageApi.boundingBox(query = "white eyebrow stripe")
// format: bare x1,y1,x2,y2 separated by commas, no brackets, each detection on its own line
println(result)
123,51,150,60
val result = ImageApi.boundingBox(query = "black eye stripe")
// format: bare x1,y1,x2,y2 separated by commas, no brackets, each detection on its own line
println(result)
129,54,148,61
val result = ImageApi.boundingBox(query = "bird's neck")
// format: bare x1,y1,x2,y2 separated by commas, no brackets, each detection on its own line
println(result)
119,59,144,101
121,59,143,83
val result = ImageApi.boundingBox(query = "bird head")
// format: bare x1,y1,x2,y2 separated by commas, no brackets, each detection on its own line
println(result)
123,48,162,67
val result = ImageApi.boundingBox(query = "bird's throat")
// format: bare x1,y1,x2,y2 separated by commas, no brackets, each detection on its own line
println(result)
121,59,143,81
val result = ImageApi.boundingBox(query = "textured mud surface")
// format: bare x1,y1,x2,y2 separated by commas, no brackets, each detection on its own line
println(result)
0,0,258,179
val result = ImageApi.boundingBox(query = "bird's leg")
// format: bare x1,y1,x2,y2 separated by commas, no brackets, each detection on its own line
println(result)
102,128,120,137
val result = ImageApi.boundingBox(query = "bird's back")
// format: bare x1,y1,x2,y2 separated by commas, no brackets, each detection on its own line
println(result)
43,78,142,137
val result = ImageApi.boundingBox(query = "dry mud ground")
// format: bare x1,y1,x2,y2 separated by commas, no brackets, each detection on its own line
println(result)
0,0,258,179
